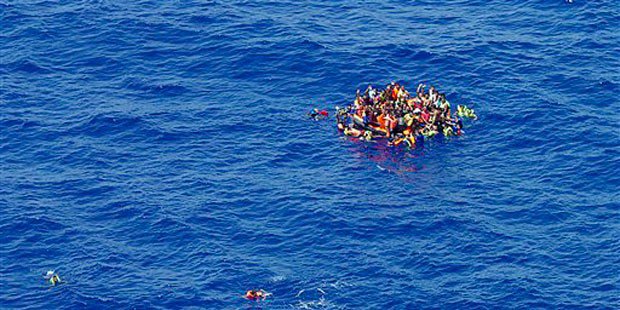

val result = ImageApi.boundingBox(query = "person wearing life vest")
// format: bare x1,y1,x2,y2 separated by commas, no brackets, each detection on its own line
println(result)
404,132,416,148
454,115,464,136
423,124,439,138
344,125,364,137
308,108,328,120
417,108,429,124
44,270,61,286
245,289,269,301
384,112,396,138
361,108,368,126
457,104,477,120
391,85,399,101
377,110,386,131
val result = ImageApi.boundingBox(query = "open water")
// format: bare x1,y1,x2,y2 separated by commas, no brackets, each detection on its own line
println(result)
1,0,619,309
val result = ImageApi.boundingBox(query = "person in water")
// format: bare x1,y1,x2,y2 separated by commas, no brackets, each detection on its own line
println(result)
245,289,270,301
343,124,363,137
457,104,477,120
308,108,328,120
44,270,61,286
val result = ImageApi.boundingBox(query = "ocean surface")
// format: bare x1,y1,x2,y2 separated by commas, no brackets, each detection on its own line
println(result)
1,0,619,309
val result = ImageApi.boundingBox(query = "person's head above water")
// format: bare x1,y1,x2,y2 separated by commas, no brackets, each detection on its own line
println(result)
44,270,61,286
245,289,268,301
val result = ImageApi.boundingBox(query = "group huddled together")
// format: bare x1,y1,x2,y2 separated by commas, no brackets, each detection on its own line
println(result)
335,82,477,148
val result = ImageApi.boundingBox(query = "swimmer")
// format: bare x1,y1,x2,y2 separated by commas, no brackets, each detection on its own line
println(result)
344,125,363,137
44,270,61,286
335,106,348,118
245,289,270,301
308,108,328,120
457,105,477,120
335,106,350,129
337,121,345,131
469,108,477,120
422,124,438,138
389,135,405,146
405,134,416,148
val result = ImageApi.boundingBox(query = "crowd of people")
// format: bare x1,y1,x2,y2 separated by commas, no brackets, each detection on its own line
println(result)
335,82,477,148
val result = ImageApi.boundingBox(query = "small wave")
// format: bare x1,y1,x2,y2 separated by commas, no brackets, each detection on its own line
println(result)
67,113,158,138
299,38,327,51
124,78,188,95
188,14,218,24
0,216,66,242
65,55,120,71
411,50,433,60
8,59,52,74
597,80,617,91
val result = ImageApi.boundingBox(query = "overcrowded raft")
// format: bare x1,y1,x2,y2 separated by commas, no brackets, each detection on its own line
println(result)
335,82,477,148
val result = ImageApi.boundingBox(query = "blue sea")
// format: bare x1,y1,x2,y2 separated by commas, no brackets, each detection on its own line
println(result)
1,0,619,309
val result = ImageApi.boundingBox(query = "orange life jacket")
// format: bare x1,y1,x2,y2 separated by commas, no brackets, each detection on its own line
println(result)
377,114,386,129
